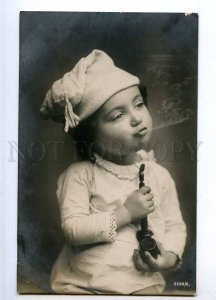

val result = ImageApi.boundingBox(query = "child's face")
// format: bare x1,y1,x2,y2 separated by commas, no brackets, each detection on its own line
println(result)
93,85,153,158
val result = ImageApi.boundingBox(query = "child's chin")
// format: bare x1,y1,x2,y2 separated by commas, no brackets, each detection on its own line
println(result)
136,140,150,151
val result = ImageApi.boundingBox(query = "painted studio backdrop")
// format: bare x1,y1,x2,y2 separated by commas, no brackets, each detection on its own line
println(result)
18,12,198,294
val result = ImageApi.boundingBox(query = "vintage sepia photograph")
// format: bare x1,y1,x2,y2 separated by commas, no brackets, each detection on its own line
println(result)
18,12,198,295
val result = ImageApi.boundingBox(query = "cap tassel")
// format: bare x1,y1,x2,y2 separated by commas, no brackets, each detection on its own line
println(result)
64,97,80,132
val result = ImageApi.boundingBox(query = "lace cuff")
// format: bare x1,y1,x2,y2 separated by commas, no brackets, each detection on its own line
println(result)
103,210,117,242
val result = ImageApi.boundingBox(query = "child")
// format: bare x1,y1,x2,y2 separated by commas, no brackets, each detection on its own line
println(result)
40,49,187,295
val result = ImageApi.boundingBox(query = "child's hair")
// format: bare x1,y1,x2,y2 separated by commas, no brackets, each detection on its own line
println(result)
70,83,148,162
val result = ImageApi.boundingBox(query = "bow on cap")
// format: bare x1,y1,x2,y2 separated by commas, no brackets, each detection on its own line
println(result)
40,49,139,132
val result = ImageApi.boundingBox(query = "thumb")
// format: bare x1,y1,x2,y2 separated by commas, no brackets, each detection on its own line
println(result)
156,242,165,256
139,186,151,195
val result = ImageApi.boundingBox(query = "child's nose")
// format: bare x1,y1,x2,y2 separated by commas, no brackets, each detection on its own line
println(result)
130,112,142,127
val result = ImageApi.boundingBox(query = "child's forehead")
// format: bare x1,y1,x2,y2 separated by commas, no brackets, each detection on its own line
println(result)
99,85,141,113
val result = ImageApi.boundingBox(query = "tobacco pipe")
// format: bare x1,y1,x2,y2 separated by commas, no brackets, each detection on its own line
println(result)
136,163,160,261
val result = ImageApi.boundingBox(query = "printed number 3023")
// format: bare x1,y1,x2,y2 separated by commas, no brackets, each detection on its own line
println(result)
173,281,190,287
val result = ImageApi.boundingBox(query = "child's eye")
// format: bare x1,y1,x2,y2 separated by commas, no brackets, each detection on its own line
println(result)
112,113,124,121
136,101,144,108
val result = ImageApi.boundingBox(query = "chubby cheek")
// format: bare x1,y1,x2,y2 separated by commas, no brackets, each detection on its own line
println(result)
97,128,122,148
95,125,130,153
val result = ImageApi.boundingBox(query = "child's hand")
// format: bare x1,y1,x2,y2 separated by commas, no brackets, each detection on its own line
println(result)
133,242,179,271
124,186,155,222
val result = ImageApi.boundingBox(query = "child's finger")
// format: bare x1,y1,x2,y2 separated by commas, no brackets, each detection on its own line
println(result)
139,186,151,195
64,106,70,132
142,251,158,268
133,250,150,271
74,114,80,122
66,105,75,128
64,120,69,132
65,105,73,128
65,98,73,117
155,242,165,256
146,194,154,203
65,98,75,127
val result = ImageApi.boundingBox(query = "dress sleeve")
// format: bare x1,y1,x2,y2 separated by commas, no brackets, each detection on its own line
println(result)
160,170,187,259
56,162,117,246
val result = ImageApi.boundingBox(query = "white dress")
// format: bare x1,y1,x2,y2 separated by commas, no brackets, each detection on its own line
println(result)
50,150,187,294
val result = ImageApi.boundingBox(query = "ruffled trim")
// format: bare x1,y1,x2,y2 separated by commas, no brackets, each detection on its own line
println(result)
94,150,156,180
103,210,117,242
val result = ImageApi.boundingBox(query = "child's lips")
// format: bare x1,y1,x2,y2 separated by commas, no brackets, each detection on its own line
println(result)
134,127,148,137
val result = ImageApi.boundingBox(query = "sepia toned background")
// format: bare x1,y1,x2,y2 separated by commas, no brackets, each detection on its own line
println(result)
18,12,198,294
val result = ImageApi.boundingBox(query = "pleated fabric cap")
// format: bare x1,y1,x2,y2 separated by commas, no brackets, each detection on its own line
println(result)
40,49,139,131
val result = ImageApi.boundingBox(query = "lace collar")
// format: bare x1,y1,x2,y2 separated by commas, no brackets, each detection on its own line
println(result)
94,150,156,180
